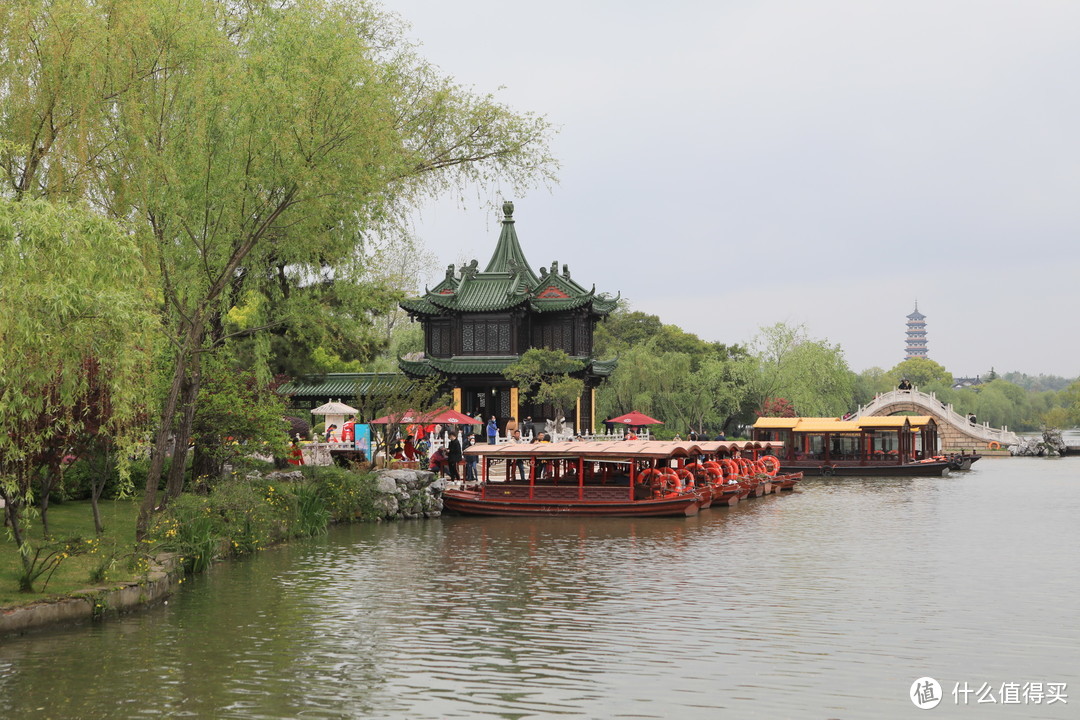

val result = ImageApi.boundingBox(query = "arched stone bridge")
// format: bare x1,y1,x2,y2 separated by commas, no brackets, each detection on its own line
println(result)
852,388,1019,450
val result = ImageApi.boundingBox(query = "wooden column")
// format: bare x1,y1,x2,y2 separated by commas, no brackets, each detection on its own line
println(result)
510,386,519,420
453,387,462,412
590,388,596,435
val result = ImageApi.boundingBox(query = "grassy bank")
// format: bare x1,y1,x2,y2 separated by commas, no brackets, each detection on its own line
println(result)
0,499,142,608
2,465,385,609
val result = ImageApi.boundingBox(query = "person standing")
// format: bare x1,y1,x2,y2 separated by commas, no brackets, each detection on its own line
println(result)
511,429,527,481
505,415,519,437
487,416,498,444
464,433,479,483
447,431,462,482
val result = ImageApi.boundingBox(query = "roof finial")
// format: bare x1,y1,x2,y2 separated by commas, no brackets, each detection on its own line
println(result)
502,200,514,220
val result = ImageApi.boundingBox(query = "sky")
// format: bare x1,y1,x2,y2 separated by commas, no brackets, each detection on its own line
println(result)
380,0,1080,378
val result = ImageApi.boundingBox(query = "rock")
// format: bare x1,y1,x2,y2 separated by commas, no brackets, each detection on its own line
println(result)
1010,429,1067,456
375,476,398,495
373,494,399,518
265,470,303,482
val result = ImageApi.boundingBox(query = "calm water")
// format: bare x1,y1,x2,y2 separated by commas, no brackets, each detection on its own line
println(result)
2,458,1078,719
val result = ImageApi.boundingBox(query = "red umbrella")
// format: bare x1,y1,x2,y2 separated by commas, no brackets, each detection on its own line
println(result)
424,407,479,424
369,408,427,425
607,411,664,425
369,407,479,425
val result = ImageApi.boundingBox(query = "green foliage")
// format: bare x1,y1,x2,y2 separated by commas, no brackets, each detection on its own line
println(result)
1000,371,1076,392
0,197,155,562
59,457,124,502
16,537,91,593
150,466,383,573
852,367,893,406
304,465,382,522
291,483,330,538
191,356,290,476
1063,381,1080,426
887,358,953,388
741,323,854,417
0,0,557,536
504,348,585,421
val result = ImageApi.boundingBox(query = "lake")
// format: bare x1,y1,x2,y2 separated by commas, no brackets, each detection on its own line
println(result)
1,456,1077,718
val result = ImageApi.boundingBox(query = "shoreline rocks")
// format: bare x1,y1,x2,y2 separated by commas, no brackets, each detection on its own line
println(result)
369,468,446,519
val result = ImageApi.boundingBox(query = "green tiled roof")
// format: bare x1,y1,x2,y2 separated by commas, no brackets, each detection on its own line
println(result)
590,358,618,376
399,297,445,315
399,355,618,378
400,202,616,318
278,372,412,399
484,202,541,287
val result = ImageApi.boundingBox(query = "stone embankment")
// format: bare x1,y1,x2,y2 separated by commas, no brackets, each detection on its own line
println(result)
1,554,181,637
1,468,446,636
369,468,447,519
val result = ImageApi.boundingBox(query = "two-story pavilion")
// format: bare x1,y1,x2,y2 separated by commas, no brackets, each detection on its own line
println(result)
399,202,618,433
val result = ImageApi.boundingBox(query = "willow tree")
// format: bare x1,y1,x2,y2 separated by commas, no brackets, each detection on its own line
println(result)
1,0,556,535
739,322,855,417
0,198,154,578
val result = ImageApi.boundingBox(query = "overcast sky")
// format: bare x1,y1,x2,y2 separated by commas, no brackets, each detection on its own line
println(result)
382,0,1080,378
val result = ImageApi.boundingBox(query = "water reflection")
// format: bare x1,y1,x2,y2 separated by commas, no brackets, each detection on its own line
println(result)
2,459,1079,718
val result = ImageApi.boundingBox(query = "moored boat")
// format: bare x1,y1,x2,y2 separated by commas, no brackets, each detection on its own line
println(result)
752,416,954,476
447,439,796,517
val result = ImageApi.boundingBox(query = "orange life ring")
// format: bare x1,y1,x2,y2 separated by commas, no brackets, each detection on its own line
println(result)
660,468,684,493
759,455,781,476
636,468,662,486
676,467,695,489
720,459,740,479
987,441,1001,450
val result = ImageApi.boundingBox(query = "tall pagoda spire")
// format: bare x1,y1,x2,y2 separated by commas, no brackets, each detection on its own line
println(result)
483,201,539,285
905,301,927,359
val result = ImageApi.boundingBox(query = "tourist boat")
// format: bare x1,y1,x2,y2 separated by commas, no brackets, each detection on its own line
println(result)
751,416,955,476
446,440,798,517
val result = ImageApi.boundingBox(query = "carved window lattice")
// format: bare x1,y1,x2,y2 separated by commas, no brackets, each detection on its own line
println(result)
429,322,451,356
462,320,511,354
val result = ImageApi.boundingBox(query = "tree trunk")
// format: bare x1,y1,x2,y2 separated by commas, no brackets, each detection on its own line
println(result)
3,492,31,577
90,485,104,535
164,358,202,500
39,491,50,538
137,346,191,539
90,442,113,535
37,460,63,539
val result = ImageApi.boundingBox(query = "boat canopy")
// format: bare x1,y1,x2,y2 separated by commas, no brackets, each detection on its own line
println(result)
464,439,783,461
753,416,937,433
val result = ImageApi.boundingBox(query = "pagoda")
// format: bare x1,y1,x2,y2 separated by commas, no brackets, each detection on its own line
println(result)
399,202,618,433
905,302,928,359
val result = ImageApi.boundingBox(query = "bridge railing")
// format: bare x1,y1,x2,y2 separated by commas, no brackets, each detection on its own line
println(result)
853,387,1019,445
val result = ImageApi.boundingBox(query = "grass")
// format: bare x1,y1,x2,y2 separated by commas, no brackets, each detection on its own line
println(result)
0,499,144,609
1,465,388,610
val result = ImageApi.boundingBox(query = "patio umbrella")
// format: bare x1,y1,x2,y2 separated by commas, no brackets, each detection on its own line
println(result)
368,409,427,425
368,407,478,425
424,407,480,425
607,411,664,425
